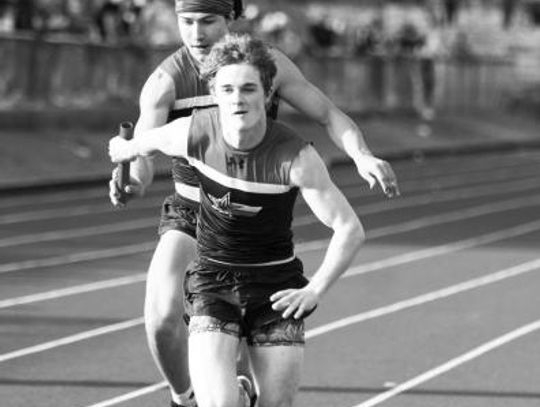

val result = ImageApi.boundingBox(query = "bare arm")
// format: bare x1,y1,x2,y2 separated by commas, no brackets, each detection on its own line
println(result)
109,68,175,206
271,145,365,318
109,115,192,162
272,49,399,197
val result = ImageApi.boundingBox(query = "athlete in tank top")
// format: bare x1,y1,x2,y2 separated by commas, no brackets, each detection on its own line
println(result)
186,107,307,265
158,46,281,207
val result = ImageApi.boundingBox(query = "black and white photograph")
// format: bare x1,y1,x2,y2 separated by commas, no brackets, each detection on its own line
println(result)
1,1,540,406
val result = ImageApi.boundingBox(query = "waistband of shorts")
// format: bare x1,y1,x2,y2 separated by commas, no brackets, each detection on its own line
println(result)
199,255,298,269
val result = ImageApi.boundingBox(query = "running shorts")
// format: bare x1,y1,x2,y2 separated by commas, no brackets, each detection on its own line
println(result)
158,193,198,239
184,257,312,346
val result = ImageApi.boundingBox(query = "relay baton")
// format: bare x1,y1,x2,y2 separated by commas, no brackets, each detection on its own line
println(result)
117,121,134,204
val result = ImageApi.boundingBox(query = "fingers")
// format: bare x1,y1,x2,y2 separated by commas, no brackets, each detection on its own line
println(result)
270,289,294,310
108,167,135,207
270,289,316,319
360,158,400,198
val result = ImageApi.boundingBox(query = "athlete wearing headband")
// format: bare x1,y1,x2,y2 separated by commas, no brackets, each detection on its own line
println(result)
108,2,398,406
175,0,242,19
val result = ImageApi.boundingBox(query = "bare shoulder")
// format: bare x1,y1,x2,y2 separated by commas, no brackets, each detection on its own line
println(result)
290,144,330,189
269,47,303,85
139,68,176,110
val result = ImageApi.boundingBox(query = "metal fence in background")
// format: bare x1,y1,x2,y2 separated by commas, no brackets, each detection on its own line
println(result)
0,33,531,114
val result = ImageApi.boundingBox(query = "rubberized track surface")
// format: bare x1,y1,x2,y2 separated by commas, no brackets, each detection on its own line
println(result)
1,149,540,407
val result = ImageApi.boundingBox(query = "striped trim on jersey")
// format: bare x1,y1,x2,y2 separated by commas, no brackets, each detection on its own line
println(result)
189,159,294,194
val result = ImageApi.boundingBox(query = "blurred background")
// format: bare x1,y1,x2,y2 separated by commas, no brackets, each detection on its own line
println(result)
1,0,540,186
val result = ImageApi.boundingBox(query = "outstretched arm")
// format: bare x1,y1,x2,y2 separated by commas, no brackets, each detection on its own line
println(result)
271,145,365,318
272,50,399,197
109,115,192,163
109,68,175,206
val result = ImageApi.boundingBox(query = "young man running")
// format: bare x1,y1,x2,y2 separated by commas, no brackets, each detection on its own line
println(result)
109,1,397,406
110,33,365,407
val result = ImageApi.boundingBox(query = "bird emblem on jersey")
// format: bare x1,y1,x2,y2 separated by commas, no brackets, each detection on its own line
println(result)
207,192,262,218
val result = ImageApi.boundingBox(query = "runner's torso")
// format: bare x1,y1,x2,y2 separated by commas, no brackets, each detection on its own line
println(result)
187,108,307,264
159,46,281,205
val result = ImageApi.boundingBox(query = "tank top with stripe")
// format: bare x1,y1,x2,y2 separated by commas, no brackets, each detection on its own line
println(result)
187,107,307,264
158,46,281,205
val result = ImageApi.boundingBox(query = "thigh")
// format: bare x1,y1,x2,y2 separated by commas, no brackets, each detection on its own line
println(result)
249,345,303,407
145,230,197,317
189,317,241,407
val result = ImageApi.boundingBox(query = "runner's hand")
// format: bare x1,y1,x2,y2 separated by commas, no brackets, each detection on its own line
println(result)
108,136,138,163
108,167,144,207
270,287,319,319
354,154,400,198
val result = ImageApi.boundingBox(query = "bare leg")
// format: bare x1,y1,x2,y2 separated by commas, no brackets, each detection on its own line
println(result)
188,319,241,407
249,345,303,407
144,230,197,398
237,340,252,377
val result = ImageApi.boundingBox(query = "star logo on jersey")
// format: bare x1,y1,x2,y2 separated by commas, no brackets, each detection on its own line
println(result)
207,192,262,218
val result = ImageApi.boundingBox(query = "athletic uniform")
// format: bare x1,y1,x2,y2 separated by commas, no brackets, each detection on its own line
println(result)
157,46,280,239
183,107,310,346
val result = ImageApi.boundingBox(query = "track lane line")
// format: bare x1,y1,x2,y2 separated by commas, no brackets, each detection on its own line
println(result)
2,178,538,249
1,151,535,210
2,165,538,225
2,203,540,305
0,317,144,363
2,184,540,275
351,317,540,407
80,257,540,407
3,176,539,248
0,274,146,309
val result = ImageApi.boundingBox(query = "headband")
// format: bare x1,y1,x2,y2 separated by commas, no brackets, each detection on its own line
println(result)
175,0,234,17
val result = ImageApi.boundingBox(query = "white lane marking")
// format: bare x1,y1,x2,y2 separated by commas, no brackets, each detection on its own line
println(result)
352,317,540,407
2,164,538,225
0,182,172,210
1,178,537,251
0,274,146,309
366,193,540,238
0,200,161,225
345,219,540,278
2,177,538,249
0,317,143,363
293,176,540,226
2,257,538,364
0,243,155,275
2,210,540,307
2,180,539,274
84,382,169,407
0,219,156,248
80,257,540,407
307,258,540,338
0,152,532,210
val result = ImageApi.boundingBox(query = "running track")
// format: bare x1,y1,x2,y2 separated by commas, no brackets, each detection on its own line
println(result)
1,148,540,407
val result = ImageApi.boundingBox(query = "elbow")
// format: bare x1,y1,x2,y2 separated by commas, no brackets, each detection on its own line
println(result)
347,217,365,249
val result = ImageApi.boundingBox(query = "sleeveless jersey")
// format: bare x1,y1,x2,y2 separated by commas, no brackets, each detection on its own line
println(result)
187,108,308,264
158,46,281,203
159,47,215,192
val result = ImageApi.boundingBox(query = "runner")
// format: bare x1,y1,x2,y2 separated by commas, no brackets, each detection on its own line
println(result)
109,33,365,407
108,1,397,406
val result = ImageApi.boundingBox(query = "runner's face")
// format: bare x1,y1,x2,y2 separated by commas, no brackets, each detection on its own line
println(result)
214,64,268,133
177,12,229,63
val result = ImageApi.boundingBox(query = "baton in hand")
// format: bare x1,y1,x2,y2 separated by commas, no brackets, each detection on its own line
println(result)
117,121,134,205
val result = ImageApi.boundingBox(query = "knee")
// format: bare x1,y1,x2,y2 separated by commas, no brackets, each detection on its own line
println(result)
144,304,183,339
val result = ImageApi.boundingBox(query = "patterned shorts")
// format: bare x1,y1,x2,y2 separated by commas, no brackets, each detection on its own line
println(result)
184,258,311,346
157,193,198,239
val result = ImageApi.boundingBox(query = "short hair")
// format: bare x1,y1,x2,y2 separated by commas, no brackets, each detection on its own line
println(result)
201,33,277,96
